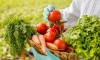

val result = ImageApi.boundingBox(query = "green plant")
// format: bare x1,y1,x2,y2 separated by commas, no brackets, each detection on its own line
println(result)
0,0,72,59
65,15,100,60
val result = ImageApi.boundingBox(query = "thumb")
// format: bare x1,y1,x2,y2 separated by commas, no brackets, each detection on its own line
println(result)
46,48,61,60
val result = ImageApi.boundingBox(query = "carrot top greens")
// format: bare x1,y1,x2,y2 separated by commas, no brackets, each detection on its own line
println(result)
4,15,36,56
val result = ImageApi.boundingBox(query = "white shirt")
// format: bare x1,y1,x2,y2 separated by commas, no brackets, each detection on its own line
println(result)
60,0,100,28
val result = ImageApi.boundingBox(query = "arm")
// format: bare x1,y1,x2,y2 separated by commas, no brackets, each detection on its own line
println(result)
60,0,82,28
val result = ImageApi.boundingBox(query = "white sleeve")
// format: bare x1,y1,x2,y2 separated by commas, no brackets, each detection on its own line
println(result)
60,0,82,28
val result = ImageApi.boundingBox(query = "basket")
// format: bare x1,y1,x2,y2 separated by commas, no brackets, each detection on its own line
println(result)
29,40,79,60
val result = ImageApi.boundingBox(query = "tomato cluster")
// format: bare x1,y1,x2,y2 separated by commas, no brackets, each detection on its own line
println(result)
36,10,71,51
36,22,67,51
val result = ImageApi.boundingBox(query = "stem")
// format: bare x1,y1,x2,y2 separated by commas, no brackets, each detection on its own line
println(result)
59,24,65,39
21,50,25,60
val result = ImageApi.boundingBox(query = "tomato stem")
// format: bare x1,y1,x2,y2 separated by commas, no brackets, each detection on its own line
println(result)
62,21,68,23
59,24,65,39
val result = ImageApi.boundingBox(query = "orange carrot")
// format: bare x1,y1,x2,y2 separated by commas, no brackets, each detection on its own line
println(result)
32,35,40,44
39,35,46,54
21,50,25,60
67,46,74,52
46,42,58,51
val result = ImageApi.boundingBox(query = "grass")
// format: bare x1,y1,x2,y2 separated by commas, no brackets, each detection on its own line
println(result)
0,0,72,59
0,0,72,24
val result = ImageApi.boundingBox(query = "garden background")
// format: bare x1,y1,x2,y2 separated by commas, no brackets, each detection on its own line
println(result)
0,0,72,60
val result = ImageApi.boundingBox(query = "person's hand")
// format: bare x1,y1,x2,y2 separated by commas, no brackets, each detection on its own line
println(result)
31,47,61,60
43,5,55,21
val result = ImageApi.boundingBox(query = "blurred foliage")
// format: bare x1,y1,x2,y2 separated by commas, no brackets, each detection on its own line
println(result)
0,0,72,59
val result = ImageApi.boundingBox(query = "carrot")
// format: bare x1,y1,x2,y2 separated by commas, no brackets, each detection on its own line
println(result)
38,35,46,54
67,46,74,52
21,50,25,60
28,40,35,46
46,42,58,51
32,35,40,44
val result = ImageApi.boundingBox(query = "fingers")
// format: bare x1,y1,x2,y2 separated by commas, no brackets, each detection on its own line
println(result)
43,5,55,21
43,7,49,21
47,5,55,11
43,8,49,21
31,47,38,55
44,7,50,15
46,48,61,60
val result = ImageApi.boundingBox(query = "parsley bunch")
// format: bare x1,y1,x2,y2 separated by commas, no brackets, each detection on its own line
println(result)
4,15,36,56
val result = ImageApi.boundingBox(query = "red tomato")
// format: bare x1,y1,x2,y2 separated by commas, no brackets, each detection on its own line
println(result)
53,38,68,50
53,24,59,31
48,10,61,22
46,27,59,36
53,21,64,32
36,22,48,34
44,31,55,43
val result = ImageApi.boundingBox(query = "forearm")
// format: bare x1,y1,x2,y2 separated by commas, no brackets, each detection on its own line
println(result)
60,8,70,28
60,8,78,29
59,0,81,28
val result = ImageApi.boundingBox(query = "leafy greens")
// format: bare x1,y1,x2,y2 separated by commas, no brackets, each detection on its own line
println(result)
4,15,37,56
65,15,100,60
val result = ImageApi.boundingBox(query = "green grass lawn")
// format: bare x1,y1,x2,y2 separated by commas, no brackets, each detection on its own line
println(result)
0,0,72,59
0,0,72,24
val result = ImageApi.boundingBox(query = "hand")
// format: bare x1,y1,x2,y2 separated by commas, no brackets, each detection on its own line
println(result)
43,5,55,21
31,47,61,60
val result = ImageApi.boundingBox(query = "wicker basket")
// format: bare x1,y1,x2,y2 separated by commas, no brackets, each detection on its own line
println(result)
29,40,79,60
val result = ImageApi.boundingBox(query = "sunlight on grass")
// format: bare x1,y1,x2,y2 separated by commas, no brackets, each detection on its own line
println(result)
0,0,72,59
